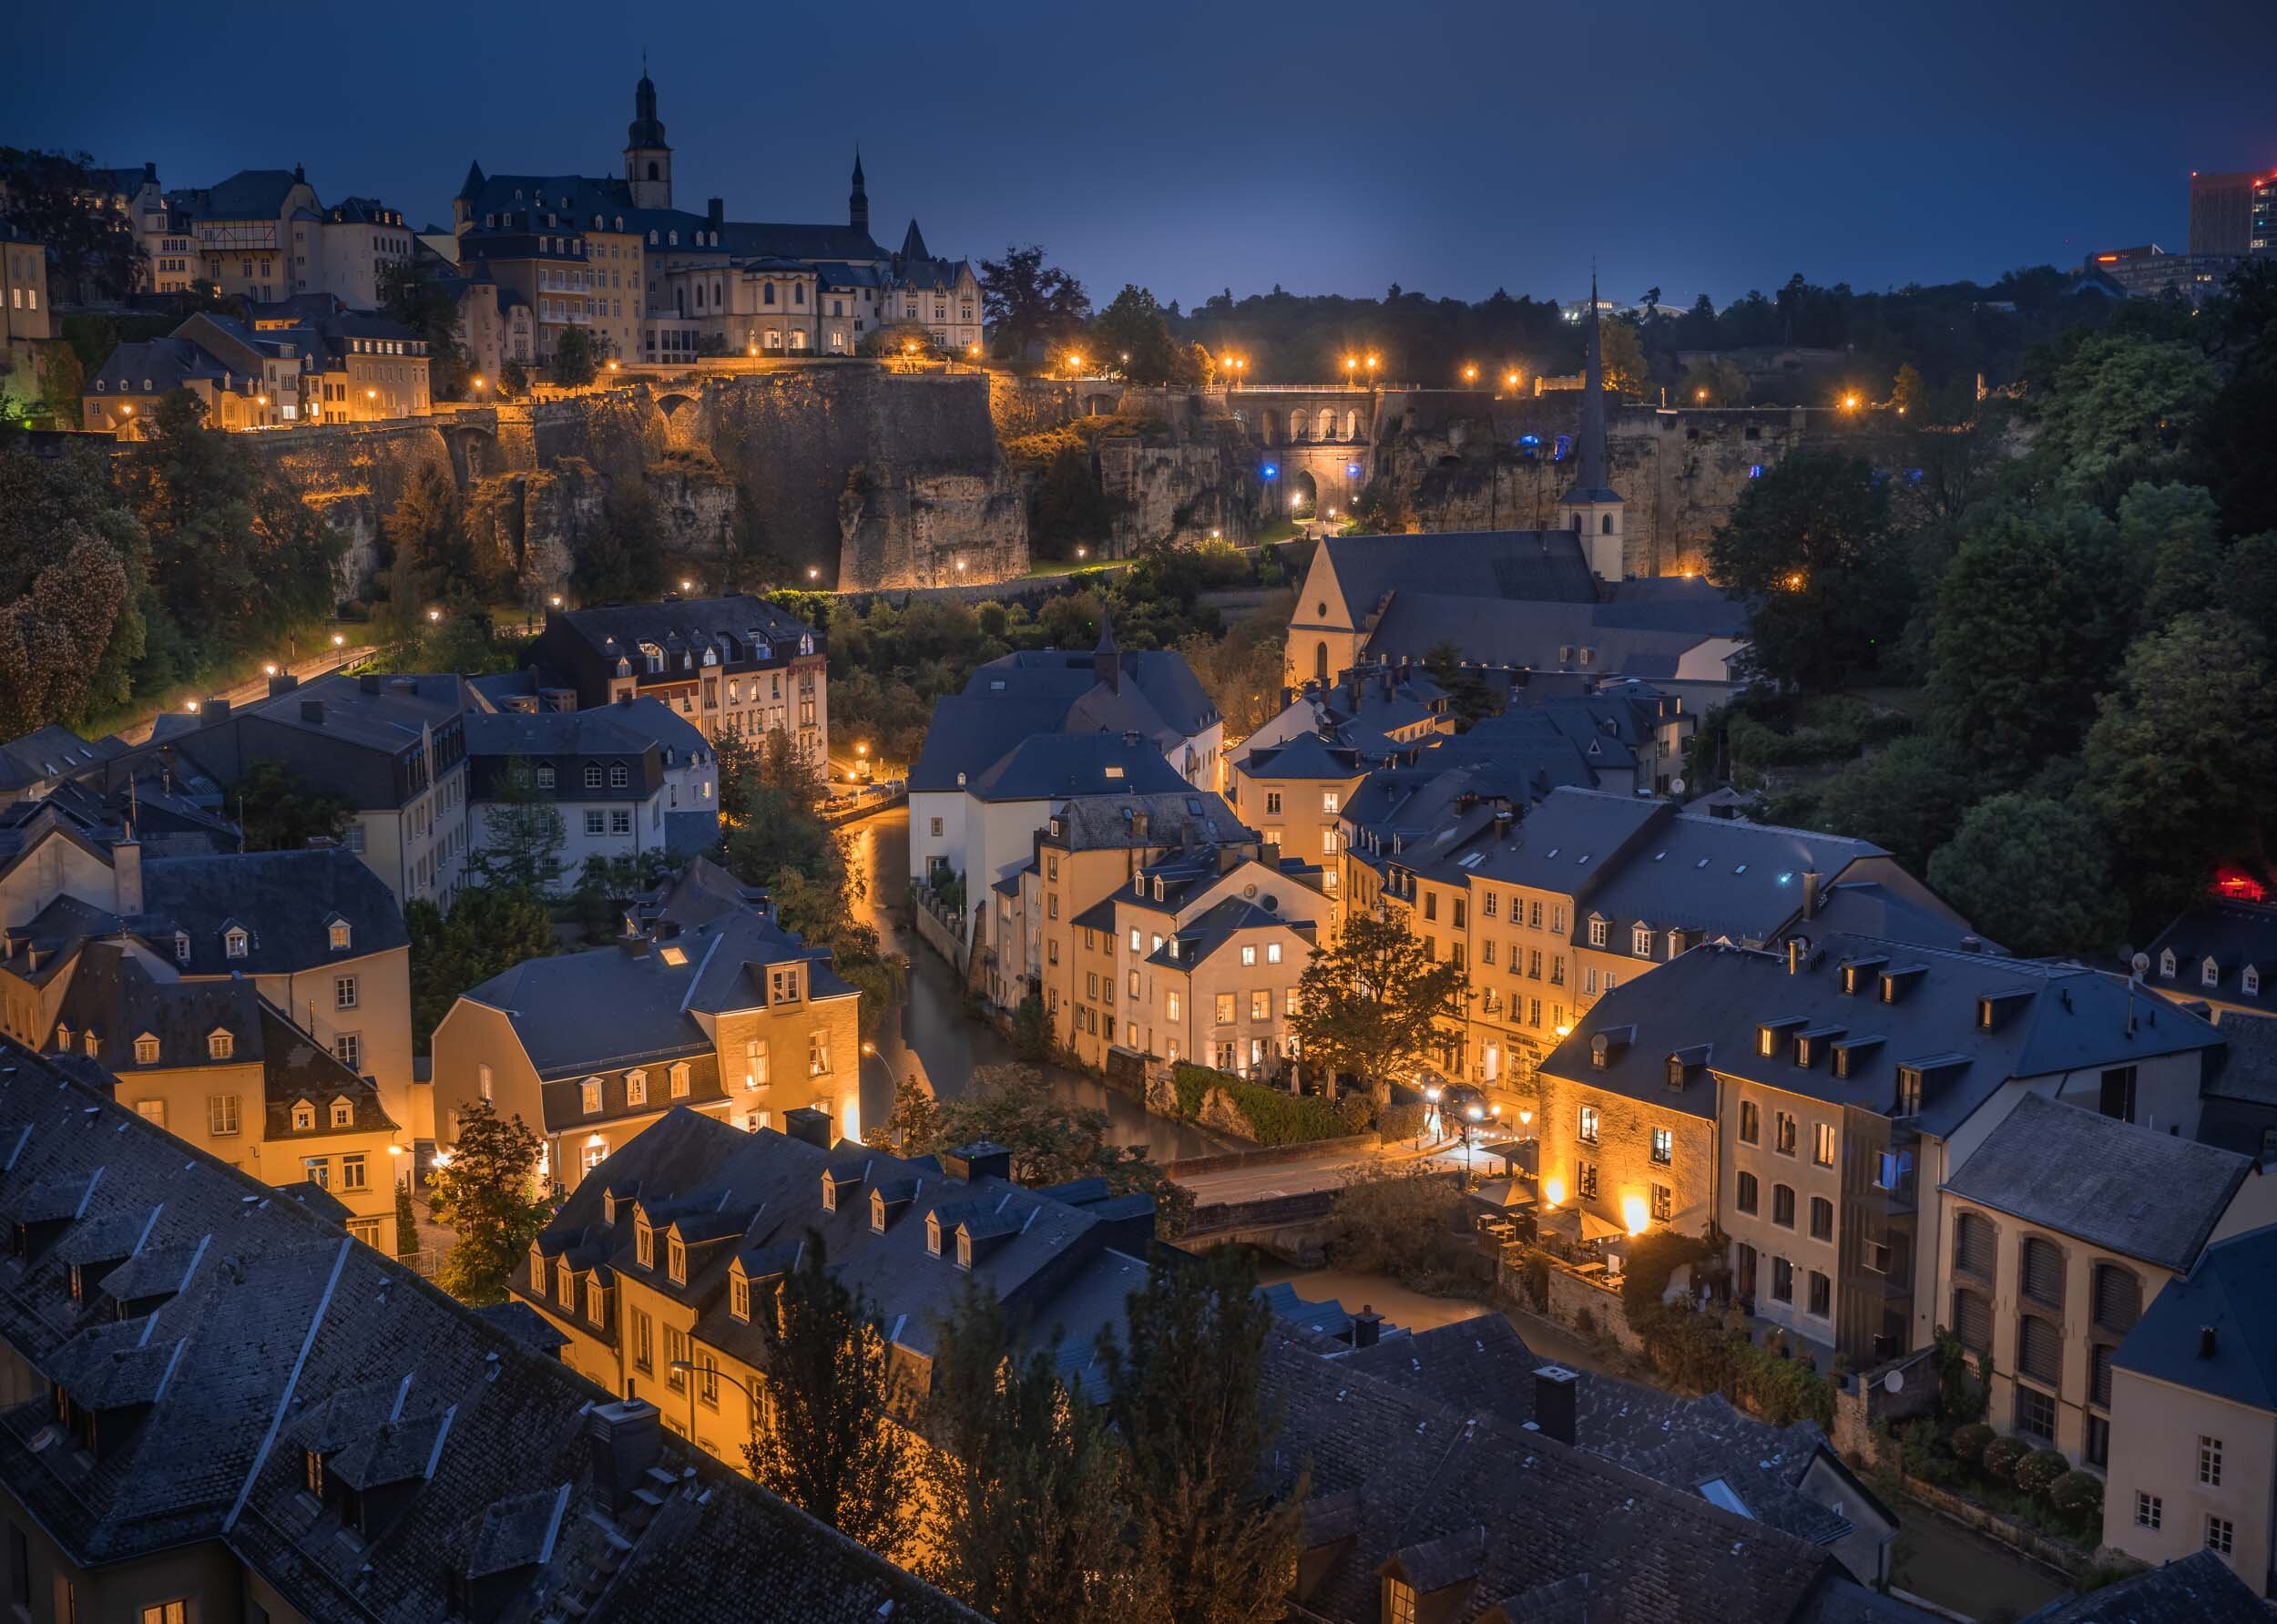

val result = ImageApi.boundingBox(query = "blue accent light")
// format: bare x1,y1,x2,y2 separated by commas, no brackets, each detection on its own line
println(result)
1262,463,1278,479
1346,463,1361,477
1518,434,1541,447
1748,464,1764,479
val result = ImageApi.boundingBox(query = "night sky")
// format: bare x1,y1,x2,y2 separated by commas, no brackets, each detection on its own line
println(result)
17,0,2274,312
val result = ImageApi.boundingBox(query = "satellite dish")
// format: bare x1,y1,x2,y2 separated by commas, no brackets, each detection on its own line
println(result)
1884,1368,1904,1394
1669,777,1687,796
2131,952,2149,977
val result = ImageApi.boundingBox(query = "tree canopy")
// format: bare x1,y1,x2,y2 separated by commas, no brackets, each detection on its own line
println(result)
1289,910,1466,1104
428,1098,550,1304
979,245,1091,362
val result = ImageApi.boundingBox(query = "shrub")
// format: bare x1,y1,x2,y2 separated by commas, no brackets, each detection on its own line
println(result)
1325,1165,1468,1284
1619,1230,1719,1322
1170,1063,1212,1118
1981,1435,2029,1484
1167,1064,1343,1144
2049,1469,2105,1524
1335,1091,1374,1135
1949,1422,1995,1465
1377,1102,1427,1143
2016,1448,2069,1498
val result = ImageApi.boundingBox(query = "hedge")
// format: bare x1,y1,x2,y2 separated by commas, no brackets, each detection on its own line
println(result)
1168,1064,1345,1146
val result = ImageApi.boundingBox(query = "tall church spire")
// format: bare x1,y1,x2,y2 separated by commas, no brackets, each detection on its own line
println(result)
625,58,673,209
849,147,869,236
1558,268,1627,583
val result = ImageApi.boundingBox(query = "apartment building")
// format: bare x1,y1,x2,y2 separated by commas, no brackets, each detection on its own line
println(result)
1939,1093,2277,1470
1228,731,1370,897
467,683,719,855
429,859,860,1184
524,594,829,756
1,221,51,388
518,1105,1156,1456
465,703,704,884
1544,935,2227,1366
0,1037,974,1624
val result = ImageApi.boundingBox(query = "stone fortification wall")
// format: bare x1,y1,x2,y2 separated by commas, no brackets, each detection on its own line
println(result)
240,367,1026,598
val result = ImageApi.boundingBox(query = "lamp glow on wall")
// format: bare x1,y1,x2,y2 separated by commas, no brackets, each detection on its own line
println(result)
1543,1176,1566,1209
1621,1193,1649,1236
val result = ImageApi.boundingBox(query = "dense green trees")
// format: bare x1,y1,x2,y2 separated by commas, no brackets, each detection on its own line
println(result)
231,759,353,852
1926,795,2127,958
1289,911,1467,1105
1709,448,1911,692
377,261,472,399
978,244,1091,362
1090,285,1200,386
572,478,668,602
550,325,599,387
406,886,556,1054
428,1098,550,1304
0,148,144,301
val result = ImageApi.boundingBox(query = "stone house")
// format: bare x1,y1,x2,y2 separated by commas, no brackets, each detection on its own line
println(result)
429,859,859,1186
1938,1092,2277,1470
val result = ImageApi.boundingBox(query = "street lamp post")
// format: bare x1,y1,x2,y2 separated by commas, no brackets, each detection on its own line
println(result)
668,1360,766,1468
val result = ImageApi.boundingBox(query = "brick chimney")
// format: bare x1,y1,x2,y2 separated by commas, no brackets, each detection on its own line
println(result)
586,1398,664,1516
1532,1364,1579,1445
1350,1306,1383,1348
782,1106,833,1150
941,1140,1013,1183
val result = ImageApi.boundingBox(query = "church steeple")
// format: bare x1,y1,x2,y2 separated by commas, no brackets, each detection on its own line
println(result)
1094,608,1122,694
1559,269,1627,583
849,148,869,237
624,56,673,209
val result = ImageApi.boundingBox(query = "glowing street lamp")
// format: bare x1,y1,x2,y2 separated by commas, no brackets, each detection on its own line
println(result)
332,633,345,647
679,578,693,592
1505,371,1520,392
1461,363,1477,384
807,567,821,581
1697,389,1710,403
426,608,441,623
1842,393,1859,410
549,595,563,608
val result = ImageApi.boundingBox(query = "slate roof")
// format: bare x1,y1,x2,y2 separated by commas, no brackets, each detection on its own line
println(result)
90,336,229,393
240,671,469,754
139,846,407,975
965,733,1191,803
1341,1313,1884,1553
0,727,123,792
0,1038,977,1622
2205,1012,2277,1108
1317,531,1602,621
911,640,1220,794
1365,589,1746,679
1045,790,1253,853
1944,1093,2253,1271
1542,935,2222,1141
189,168,303,220
2145,899,2277,1017
1241,730,1371,782
720,220,888,261
526,1108,1153,1373
552,595,819,663
1147,895,1316,969
1258,1324,1853,1622
2112,1221,2277,1411
2019,1549,2269,1622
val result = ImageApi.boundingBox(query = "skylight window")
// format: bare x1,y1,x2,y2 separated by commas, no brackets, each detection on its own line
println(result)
1733,864,1747,874
659,945,687,966
1699,1477,1754,1518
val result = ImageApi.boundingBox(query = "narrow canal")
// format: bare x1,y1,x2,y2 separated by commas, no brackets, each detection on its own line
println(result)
840,807,1216,1161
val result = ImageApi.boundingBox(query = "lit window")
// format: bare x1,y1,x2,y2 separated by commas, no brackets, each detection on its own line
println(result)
1578,1105,1600,1144
582,1078,603,1114
330,1098,353,1129
328,920,352,951
208,1029,234,1060
135,1035,159,1065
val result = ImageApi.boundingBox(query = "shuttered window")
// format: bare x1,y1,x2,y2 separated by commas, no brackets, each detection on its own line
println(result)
2020,1237,2064,1308
1955,1211,1995,1280
1955,1288,1991,1353
2091,1343,2114,1409
2018,1314,2061,1384
2092,1265,2141,1336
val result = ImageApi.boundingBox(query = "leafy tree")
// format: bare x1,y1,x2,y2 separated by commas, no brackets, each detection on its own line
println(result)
2079,611,2277,930
1890,363,1928,418
381,459,481,632
2120,482,2224,634
378,260,472,399
860,321,936,360
1679,356,1748,406
472,757,566,892
231,758,352,852
1090,285,1194,386
919,1283,1133,1621
572,478,667,602
428,1098,550,1305
393,1178,419,1257
1290,910,1466,1105
1925,505,2129,781
1598,316,1649,401
1812,737,1976,874
498,359,530,400
1098,1249,1302,1624
0,531,133,736
550,325,599,388
1175,603,1290,740
2196,260,2277,538
407,885,556,1054
743,1232,916,1556
1707,447,1908,692
978,244,1091,362
1926,794,2126,958
0,148,143,301
2033,334,2217,507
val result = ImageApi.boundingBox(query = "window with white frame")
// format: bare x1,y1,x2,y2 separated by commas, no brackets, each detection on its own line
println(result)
627,1070,648,1107
582,1078,603,1113
335,975,358,1010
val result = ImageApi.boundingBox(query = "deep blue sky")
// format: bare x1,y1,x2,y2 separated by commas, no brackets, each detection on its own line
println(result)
15,0,2274,311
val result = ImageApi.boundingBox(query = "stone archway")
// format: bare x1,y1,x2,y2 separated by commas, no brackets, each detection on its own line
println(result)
1288,468,1319,517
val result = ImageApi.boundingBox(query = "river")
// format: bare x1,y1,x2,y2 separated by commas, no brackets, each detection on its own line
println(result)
840,807,1217,1161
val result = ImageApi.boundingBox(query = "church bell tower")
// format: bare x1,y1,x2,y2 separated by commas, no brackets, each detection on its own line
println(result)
624,59,673,210
1559,271,1627,583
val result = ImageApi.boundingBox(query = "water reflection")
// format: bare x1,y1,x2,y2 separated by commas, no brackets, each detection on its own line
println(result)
842,808,1216,1162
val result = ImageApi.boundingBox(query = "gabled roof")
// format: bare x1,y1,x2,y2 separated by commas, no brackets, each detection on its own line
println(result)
1944,1093,2252,1271
1314,531,1602,624
965,734,1190,803
2018,1549,2267,1622
139,846,407,975
0,726,123,792
2113,1221,2277,1411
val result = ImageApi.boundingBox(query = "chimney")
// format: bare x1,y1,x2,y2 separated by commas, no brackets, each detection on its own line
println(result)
300,699,325,724
112,836,144,915
1801,869,1820,920
707,197,724,227
2200,1325,2220,1359
359,673,382,694
941,1140,1013,1184
1350,1306,1383,1349
617,690,635,708
1532,1364,1579,1445
268,672,300,697
783,1106,833,1150
586,1398,665,1516
199,698,230,720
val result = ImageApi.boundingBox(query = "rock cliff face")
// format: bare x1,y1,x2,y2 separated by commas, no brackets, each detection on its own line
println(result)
241,365,1026,598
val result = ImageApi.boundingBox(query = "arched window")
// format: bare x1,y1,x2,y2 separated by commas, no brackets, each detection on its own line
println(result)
2092,1263,2142,1335
1955,1210,1995,1279
2020,1236,2065,1308
648,161,659,181
1602,514,1615,535
1314,641,1329,682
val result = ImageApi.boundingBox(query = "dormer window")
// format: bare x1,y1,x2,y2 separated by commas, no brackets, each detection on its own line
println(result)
328,920,352,952
292,1099,315,1130
2159,948,2176,977
582,1078,602,1114
174,932,190,965
1153,877,1165,902
330,1097,354,1128
556,1259,576,1307
2248,966,2263,997
1631,924,1652,957
225,927,248,959
536,764,556,790
585,764,604,790
2203,958,2221,989
822,1171,837,1212
667,1236,687,1284
1896,1067,1924,1117
871,1189,889,1233
609,763,628,789
208,1029,234,1061
134,1034,158,1065
626,1070,648,1107
730,1272,751,1321
955,1228,973,1271
82,1032,97,1057
669,1062,690,1098
926,1211,942,1256
305,1448,327,1496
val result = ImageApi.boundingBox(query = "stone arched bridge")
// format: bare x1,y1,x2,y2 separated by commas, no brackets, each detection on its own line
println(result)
1228,387,1377,519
